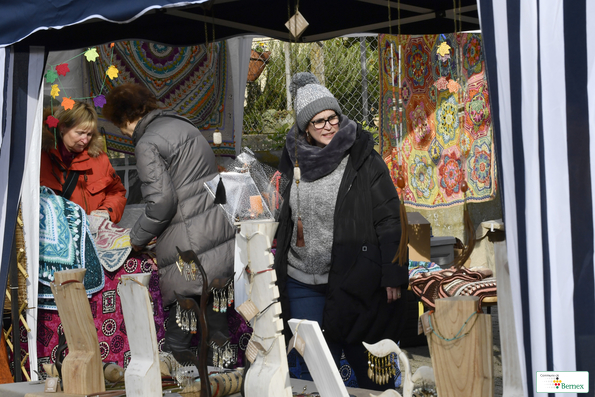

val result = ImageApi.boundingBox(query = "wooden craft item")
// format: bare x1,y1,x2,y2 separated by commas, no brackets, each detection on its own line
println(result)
50,269,105,395
365,339,436,397
427,296,493,397
103,362,125,383
239,220,292,397
119,273,162,397
407,212,431,262
285,11,309,38
288,319,349,397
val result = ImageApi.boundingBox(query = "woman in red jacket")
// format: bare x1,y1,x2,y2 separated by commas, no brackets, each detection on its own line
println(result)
40,102,127,223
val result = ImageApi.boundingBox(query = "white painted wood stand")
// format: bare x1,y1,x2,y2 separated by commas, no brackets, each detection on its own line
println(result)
50,269,105,395
119,273,162,397
238,220,292,397
288,319,349,397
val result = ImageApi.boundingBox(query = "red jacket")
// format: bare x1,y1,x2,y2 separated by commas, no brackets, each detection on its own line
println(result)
40,145,127,223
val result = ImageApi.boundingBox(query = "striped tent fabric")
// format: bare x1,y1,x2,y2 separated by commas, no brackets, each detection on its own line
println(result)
478,0,595,395
0,46,45,379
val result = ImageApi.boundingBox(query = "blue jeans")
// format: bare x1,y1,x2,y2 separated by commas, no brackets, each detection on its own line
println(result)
285,277,394,391
285,277,342,380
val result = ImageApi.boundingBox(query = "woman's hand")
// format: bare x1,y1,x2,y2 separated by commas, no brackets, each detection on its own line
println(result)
131,243,144,252
90,210,110,220
386,287,402,303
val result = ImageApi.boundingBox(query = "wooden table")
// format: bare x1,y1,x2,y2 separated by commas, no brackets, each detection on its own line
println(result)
2,378,382,397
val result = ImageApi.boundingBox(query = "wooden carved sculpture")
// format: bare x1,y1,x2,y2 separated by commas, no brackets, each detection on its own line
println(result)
50,268,105,394
238,220,292,397
118,273,162,397
364,339,436,397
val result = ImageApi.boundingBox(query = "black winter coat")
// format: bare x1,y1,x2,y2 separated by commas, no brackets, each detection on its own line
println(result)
274,124,409,345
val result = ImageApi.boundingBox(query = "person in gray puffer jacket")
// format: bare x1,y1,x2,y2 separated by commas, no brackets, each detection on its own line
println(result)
103,83,235,353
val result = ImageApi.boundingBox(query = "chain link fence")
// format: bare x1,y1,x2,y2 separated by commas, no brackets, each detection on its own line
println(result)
243,36,380,151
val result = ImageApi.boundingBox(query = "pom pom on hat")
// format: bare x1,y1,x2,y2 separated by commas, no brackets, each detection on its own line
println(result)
289,72,320,98
290,72,342,132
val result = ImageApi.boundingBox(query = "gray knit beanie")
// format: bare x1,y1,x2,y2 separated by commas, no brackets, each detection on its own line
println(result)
290,72,342,132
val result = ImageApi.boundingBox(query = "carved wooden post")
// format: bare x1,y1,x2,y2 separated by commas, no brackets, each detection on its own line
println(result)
119,273,162,397
51,269,105,394
238,220,292,397
428,296,493,397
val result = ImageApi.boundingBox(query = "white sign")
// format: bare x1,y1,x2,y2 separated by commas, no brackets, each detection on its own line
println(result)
536,371,589,393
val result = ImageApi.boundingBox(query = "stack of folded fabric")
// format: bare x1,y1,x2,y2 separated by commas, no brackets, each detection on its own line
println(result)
409,267,497,310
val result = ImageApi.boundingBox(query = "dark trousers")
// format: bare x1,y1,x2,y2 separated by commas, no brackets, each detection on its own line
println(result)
285,277,394,391
162,295,229,357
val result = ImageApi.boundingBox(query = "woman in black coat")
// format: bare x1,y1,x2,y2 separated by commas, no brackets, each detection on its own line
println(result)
274,73,409,391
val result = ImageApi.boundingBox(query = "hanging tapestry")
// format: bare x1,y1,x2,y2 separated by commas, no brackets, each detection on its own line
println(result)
87,41,235,156
379,34,496,208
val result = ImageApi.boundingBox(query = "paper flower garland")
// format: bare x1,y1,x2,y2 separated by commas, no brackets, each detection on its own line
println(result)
55,63,70,76
44,43,119,130
50,84,60,99
45,115,59,128
84,48,99,62
61,97,75,110
106,65,119,80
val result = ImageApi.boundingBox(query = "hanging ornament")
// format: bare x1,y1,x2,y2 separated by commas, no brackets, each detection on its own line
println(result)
285,11,309,39
213,129,222,145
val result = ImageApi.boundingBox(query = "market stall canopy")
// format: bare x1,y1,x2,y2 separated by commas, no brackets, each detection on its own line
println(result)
3,0,480,51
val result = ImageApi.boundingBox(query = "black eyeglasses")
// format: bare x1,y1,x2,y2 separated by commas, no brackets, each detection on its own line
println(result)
310,114,340,130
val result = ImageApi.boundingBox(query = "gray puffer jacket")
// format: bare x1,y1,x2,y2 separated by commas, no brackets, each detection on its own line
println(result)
130,109,235,307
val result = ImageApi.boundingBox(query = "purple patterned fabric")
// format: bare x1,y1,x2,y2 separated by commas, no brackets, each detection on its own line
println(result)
28,255,165,376
19,254,252,377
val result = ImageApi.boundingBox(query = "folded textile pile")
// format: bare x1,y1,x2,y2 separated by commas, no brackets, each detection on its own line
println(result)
410,267,496,310
408,260,443,278
38,187,104,310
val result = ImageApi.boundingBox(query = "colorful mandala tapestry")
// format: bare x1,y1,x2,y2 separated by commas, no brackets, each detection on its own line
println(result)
87,41,235,156
379,33,497,208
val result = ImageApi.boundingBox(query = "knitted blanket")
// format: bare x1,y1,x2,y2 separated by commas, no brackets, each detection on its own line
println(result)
379,33,496,208
38,187,105,310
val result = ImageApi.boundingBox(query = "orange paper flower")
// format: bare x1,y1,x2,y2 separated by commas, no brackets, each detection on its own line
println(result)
61,97,75,110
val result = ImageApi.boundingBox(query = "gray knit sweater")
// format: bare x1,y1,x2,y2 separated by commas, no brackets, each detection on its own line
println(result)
287,155,349,285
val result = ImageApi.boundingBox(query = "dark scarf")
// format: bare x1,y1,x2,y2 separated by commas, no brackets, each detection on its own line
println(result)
57,139,76,168
285,116,357,182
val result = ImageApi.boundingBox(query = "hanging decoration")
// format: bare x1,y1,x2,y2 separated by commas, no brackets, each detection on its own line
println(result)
379,33,496,209
42,44,119,137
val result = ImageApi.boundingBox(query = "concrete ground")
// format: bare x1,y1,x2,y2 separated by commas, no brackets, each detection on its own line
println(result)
397,305,503,396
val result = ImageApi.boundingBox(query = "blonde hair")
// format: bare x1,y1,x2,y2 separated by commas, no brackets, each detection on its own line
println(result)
43,101,105,157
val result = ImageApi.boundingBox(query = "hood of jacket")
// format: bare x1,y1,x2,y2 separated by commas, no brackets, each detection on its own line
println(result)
132,109,193,146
